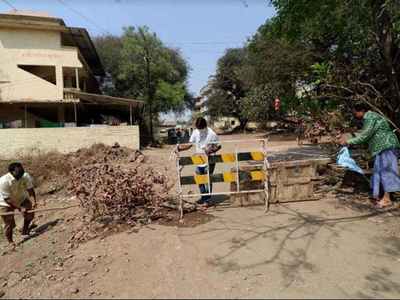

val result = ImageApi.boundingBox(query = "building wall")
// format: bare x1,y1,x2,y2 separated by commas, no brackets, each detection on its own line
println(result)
0,28,61,49
0,126,140,158
0,28,83,102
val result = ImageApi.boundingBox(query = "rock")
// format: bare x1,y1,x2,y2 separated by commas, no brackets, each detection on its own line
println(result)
81,272,89,277
105,268,110,273
70,288,79,294
7,273,20,286
0,290,5,298
46,274,56,281
1,282,6,288
87,257,94,262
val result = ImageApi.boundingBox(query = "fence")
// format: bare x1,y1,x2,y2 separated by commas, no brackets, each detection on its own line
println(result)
173,139,270,220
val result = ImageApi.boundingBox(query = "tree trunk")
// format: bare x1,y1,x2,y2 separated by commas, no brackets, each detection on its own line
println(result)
238,117,248,131
373,0,400,126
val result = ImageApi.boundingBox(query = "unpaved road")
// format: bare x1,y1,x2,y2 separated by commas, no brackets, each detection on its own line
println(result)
74,200,400,299
1,134,400,299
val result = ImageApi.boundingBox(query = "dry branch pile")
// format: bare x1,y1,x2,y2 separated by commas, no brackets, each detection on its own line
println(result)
69,163,169,225
1,143,177,230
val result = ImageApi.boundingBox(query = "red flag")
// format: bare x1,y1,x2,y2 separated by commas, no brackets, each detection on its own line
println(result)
274,98,280,111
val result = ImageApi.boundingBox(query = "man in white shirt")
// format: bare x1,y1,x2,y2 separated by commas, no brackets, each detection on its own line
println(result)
178,117,221,206
0,162,37,250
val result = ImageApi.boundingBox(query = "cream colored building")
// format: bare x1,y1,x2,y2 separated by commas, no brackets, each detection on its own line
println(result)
0,10,142,128
0,11,142,156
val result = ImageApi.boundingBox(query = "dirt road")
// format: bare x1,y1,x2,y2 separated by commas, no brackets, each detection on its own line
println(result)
1,135,400,299
73,201,400,299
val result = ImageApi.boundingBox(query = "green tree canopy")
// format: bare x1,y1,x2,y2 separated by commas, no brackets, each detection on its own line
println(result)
202,0,400,130
94,26,193,140
202,48,249,129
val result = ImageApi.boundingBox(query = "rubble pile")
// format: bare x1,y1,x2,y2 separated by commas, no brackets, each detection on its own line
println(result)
69,162,169,225
68,143,143,165
1,144,176,231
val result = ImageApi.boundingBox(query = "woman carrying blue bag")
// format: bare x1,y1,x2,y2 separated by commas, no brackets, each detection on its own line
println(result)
339,103,400,208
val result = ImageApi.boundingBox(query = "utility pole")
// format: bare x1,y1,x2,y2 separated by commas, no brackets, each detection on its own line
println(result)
139,28,154,143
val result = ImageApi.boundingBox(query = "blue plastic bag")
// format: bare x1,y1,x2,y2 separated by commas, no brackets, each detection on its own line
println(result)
336,147,364,174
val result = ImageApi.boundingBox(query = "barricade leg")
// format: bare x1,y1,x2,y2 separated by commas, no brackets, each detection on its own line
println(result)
262,139,270,213
173,146,185,222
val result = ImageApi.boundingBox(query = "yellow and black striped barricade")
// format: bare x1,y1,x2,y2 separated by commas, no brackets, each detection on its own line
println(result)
173,139,270,220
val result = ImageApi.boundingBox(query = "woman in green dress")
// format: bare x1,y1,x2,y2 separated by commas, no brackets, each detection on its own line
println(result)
339,104,400,208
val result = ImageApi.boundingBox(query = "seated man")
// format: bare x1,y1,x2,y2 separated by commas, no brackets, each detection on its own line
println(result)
0,162,37,251
178,117,221,206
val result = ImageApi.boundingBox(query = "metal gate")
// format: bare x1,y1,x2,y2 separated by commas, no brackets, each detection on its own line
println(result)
173,139,270,219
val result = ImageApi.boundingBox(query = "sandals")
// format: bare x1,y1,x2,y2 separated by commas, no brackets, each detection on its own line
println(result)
374,201,393,209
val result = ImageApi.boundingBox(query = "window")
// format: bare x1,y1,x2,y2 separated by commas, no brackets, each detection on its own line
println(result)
18,65,56,85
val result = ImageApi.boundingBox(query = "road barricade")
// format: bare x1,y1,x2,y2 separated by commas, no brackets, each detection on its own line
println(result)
173,139,270,220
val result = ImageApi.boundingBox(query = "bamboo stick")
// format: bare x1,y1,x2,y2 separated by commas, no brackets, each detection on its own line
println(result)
0,205,80,217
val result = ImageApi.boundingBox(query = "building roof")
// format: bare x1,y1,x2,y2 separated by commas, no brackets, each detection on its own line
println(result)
0,11,105,76
61,27,105,76
64,89,144,107
0,11,66,29
5,10,56,18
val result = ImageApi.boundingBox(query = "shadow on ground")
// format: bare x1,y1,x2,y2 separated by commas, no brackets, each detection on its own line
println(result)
357,266,400,298
18,219,61,245
182,203,399,288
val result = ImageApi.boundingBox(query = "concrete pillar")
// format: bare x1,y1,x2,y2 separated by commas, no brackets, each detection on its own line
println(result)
57,104,65,126
130,104,133,125
56,65,64,100
75,68,80,90
74,103,78,125
24,104,28,128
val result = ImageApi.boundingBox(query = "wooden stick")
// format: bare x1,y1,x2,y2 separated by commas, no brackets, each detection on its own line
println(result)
0,205,80,217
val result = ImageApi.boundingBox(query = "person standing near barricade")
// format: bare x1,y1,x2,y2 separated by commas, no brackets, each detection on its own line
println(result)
177,117,221,207
339,103,400,208
0,163,37,251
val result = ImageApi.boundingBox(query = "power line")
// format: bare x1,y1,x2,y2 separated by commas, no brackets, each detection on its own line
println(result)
0,0,17,10
169,41,245,45
57,0,112,35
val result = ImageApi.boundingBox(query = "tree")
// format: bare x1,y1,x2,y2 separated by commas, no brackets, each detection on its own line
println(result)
241,35,315,122
94,26,192,141
202,48,249,129
93,35,123,96
269,0,400,126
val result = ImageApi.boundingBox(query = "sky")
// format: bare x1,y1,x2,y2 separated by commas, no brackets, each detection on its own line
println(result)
0,0,275,121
